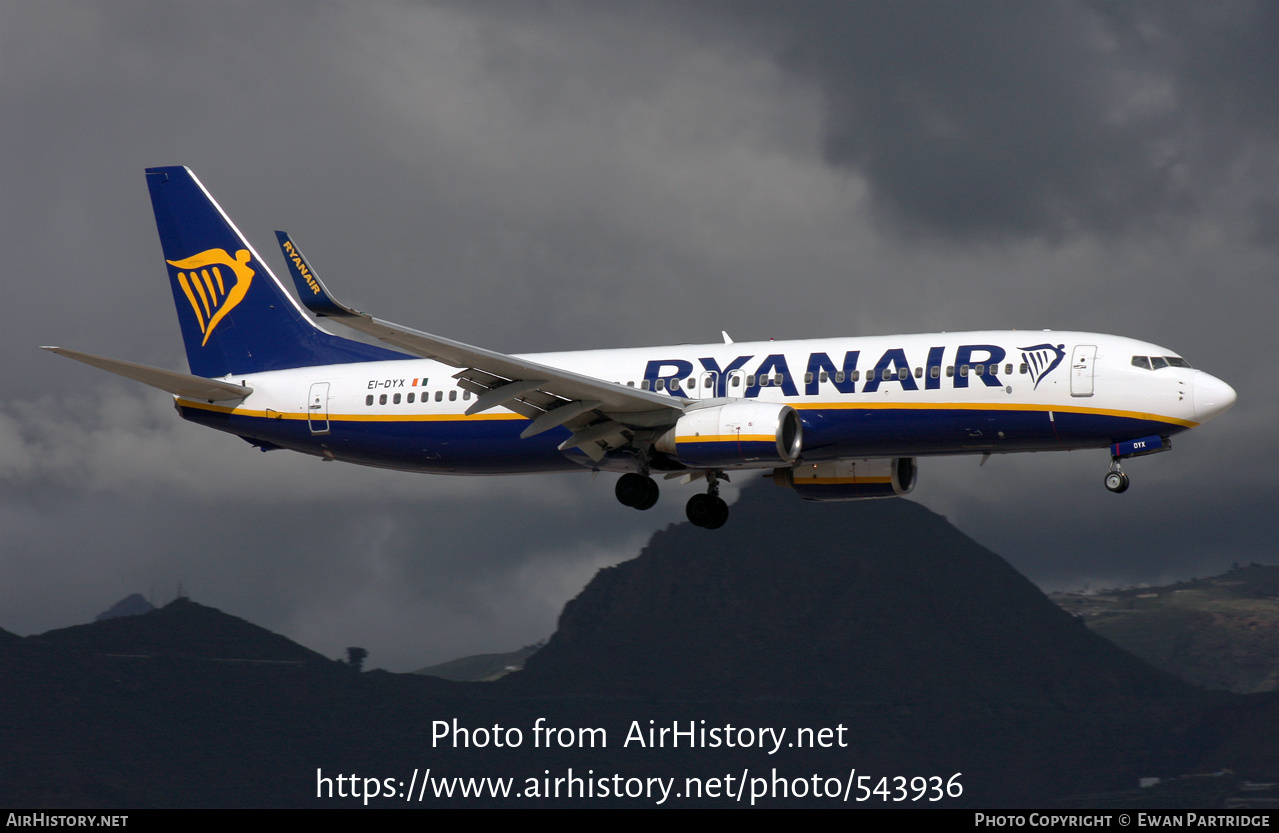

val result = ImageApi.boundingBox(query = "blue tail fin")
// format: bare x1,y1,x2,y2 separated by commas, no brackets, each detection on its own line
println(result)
146,166,407,377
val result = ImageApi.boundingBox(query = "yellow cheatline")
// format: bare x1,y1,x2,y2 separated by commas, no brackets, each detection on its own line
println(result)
676,434,775,444
176,400,526,422
799,477,893,485
791,400,1197,428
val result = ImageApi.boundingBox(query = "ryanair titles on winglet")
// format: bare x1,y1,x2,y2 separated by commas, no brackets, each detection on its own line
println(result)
643,343,1067,399
280,239,321,296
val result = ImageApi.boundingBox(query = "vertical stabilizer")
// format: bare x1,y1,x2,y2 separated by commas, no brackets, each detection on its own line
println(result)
146,166,406,377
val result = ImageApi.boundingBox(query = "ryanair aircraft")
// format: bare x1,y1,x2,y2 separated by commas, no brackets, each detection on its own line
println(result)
46,167,1237,529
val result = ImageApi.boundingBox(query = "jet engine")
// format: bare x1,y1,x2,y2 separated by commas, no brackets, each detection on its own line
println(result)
655,402,802,469
773,457,917,501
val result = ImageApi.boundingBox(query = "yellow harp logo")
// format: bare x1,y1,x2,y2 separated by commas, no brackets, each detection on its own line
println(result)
168,248,255,346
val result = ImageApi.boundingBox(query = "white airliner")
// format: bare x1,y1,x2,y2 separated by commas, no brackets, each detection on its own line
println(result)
45,167,1237,528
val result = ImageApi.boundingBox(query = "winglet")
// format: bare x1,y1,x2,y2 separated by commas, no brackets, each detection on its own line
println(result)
275,231,359,318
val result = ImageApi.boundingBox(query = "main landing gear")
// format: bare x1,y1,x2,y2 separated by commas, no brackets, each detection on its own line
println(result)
686,471,729,530
615,472,660,510
615,468,729,529
1104,458,1130,493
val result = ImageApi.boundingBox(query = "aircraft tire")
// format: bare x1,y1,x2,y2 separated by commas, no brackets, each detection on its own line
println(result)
634,477,659,510
704,496,729,529
1104,471,1129,493
616,473,648,507
687,493,729,528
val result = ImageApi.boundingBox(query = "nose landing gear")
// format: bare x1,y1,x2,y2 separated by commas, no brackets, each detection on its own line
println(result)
686,470,729,529
1104,458,1130,493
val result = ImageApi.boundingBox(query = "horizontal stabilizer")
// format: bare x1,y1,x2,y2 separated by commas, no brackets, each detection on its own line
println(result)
42,347,252,402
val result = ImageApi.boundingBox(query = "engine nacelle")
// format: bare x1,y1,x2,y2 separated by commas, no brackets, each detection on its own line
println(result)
656,402,802,469
774,457,917,501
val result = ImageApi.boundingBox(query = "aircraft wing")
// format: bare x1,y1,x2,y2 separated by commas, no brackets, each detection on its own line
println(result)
275,233,683,460
42,347,253,402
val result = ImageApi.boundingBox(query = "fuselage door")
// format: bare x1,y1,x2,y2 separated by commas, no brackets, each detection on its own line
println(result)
308,381,331,434
1070,345,1096,397
725,370,746,398
696,371,719,400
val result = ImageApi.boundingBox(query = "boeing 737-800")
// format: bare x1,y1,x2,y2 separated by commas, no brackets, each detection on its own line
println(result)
45,167,1237,528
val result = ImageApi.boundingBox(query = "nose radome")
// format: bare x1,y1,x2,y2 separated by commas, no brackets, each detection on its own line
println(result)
1193,371,1237,422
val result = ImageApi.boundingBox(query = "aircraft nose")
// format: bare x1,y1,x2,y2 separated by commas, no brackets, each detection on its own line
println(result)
1192,371,1237,422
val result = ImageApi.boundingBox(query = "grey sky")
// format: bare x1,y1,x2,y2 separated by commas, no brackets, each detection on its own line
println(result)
1,1,1274,670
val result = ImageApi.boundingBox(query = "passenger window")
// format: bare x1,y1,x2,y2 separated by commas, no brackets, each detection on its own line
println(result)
626,381,635,387
835,371,844,383
974,365,984,376
851,370,860,381
435,391,443,401
746,375,755,386
897,367,908,380
730,375,740,387
705,377,714,388
804,372,814,384
930,366,940,379
686,378,696,390
379,394,387,405
1004,364,1012,375
393,393,401,404
464,391,471,400
820,371,828,383
881,368,891,381
1131,356,1152,370
914,367,923,378
960,365,969,377
407,393,415,403
448,391,456,401
1151,357,1169,370
655,379,665,391
366,395,374,406
1020,363,1028,374
947,366,954,377
642,380,651,390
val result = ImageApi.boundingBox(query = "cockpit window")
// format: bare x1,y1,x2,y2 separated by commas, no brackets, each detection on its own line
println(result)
1133,355,1192,370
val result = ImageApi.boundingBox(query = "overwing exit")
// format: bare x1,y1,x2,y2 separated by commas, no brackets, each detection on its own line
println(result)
45,167,1237,529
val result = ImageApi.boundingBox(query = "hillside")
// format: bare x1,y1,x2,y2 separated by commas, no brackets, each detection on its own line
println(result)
3,486,1275,807
1052,565,1279,693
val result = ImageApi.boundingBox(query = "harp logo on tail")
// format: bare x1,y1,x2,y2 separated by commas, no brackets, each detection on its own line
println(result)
1019,343,1066,390
167,248,255,346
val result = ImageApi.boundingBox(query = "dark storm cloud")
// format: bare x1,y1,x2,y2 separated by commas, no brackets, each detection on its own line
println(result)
1,2,1273,671
700,1,1279,242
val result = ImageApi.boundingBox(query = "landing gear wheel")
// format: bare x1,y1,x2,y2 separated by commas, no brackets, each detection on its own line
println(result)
616,473,659,509
686,493,729,529
633,478,659,510
1104,471,1129,493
